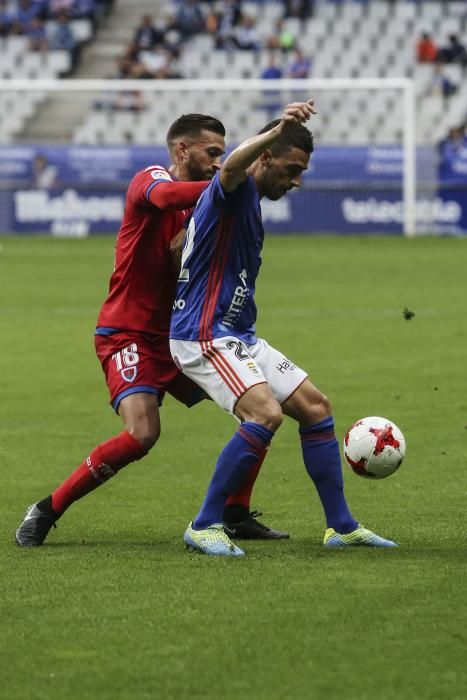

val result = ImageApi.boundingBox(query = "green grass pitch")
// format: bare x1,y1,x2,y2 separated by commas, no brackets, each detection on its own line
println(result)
1,234,466,700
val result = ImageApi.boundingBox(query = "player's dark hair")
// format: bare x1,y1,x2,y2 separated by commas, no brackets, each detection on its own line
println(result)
258,119,314,157
166,114,226,150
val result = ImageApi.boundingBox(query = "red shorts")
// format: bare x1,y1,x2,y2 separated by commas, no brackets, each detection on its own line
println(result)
95,332,204,412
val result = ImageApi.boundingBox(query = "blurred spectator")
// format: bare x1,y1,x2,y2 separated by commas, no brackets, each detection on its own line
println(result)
0,0,107,40
430,64,458,98
0,0,12,34
260,52,283,120
0,0,12,38
9,18,26,36
288,46,311,78
140,45,171,77
113,90,144,112
73,0,98,20
438,125,467,161
205,8,218,37
138,45,182,79
32,154,59,189
265,18,296,52
15,0,41,26
416,32,438,63
94,89,144,112
36,0,51,18
50,0,74,16
71,0,100,29
215,0,242,48
0,17,9,36
172,0,205,39
133,14,165,50
261,52,283,80
437,35,467,66
282,0,313,21
231,14,260,51
49,10,79,68
26,15,48,50
117,41,142,78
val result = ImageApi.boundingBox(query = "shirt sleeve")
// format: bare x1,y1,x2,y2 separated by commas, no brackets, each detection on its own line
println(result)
148,180,208,210
126,165,173,207
206,172,252,212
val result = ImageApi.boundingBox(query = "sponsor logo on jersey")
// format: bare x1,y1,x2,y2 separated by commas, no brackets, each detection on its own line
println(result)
222,269,249,328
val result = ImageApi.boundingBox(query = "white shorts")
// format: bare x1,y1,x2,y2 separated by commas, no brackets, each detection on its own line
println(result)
170,336,307,415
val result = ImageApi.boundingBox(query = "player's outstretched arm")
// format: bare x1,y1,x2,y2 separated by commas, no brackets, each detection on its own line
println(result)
148,180,208,210
220,99,317,192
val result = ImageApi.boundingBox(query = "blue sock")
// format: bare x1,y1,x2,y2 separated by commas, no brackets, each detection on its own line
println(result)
300,416,357,534
193,422,274,530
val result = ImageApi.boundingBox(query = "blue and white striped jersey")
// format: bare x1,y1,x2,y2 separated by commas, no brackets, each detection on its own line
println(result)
170,173,264,345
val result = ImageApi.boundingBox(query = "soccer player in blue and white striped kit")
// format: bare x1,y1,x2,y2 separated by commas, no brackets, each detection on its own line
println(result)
170,98,397,555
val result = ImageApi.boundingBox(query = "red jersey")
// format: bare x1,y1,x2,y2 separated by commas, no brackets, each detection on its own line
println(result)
97,165,205,336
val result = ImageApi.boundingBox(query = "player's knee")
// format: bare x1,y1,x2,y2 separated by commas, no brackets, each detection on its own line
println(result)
128,424,160,452
309,392,332,423
253,401,283,432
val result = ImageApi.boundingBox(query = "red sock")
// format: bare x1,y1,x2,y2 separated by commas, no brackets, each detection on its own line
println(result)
225,447,268,509
51,431,147,515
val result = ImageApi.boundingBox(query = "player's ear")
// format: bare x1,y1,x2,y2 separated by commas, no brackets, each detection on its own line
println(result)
260,149,273,167
178,139,189,162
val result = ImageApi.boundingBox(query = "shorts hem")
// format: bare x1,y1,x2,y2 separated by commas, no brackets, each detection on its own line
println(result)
279,374,309,406
232,380,268,414
112,385,160,413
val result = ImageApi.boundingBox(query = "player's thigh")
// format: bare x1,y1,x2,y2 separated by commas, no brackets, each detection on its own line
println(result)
249,338,308,406
170,337,267,416
281,378,331,426
234,381,282,429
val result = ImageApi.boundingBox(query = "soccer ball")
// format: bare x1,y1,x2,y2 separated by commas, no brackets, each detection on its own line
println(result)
343,416,406,479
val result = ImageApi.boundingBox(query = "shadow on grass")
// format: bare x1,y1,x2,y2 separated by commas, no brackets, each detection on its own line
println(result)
9,535,465,563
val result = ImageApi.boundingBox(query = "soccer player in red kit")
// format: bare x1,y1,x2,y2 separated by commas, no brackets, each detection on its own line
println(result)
16,114,288,547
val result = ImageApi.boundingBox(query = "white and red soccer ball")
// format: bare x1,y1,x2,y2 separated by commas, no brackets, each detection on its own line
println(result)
343,416,406,479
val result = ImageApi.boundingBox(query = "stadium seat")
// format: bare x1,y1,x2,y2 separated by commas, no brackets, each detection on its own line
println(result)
2,0,465,149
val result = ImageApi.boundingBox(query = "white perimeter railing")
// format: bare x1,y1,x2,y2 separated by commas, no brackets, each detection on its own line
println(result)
0,78,416,236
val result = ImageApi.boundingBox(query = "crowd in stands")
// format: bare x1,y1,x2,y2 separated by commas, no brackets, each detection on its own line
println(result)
416,31,467,98
0,0,113,69
116,0,313,82
115,0,467,89
417,32,467,67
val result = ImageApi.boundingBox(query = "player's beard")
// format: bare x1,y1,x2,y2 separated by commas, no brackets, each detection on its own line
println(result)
264,179,287,201
267,189,286,201
186,155,215,182
262,170,287,200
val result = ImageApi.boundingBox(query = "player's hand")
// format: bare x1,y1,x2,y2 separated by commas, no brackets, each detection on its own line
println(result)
279,99,317,129
169,228,186,271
